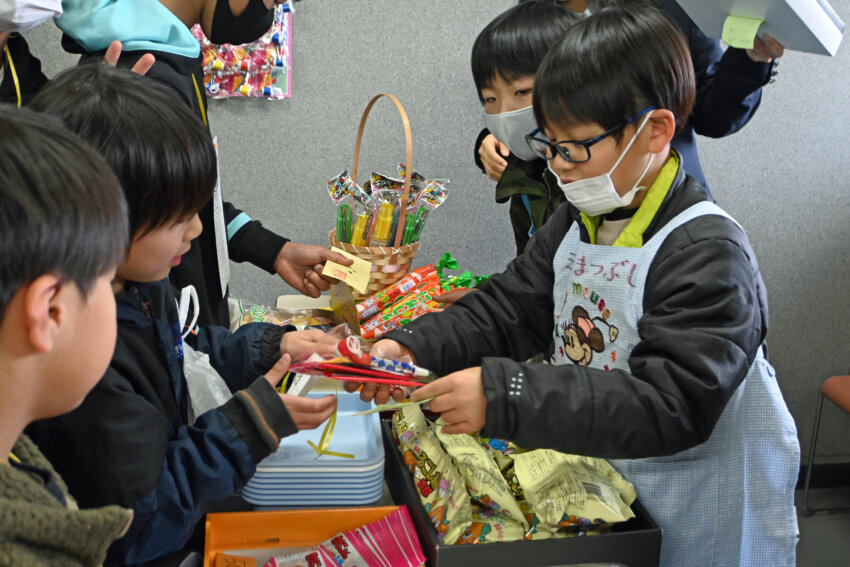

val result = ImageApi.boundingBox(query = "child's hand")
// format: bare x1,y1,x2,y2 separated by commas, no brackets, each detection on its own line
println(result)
280,329,339,362
747,34,785,63
103,40,155,75
410,367,485,434
274,242,353,298
263,353,337,430
437,288,475,306
280,393,338,430
342,339,412,404
479,133,510,182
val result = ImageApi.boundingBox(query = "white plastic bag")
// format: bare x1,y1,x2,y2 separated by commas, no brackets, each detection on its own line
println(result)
178,286,232,422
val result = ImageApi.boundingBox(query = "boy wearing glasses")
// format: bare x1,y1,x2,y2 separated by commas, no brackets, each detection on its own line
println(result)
354,6,799,566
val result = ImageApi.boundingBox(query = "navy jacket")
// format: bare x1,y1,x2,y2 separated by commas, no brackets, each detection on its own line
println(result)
27,280,297,566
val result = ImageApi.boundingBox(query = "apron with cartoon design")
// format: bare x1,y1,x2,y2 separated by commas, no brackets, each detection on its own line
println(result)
551,201,799,567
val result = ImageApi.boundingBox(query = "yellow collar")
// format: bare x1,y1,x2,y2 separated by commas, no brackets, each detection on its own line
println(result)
581,151,680,247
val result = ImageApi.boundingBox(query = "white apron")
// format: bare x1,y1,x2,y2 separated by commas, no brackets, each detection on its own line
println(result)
551,201,799,566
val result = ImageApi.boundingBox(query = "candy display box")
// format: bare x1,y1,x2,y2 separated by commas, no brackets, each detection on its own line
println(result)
381,421,662,567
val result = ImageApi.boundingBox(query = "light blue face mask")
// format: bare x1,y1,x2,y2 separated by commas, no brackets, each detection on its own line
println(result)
483,105,540,162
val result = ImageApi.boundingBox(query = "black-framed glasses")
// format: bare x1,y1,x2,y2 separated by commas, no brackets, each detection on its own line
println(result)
524,106,656,163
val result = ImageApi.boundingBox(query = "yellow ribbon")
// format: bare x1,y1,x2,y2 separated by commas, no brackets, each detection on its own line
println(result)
8,452,20,464
277,370,293,393
191,74,209,127
3,43,22,108
307,385,354,459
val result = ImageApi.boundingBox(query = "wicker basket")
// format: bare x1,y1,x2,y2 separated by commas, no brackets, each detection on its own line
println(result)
329,93,420,300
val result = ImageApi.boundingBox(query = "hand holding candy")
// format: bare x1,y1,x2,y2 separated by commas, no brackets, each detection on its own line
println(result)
273,242,352,297
410,366,486,434
342,339,413,404
262,352,338,430
280,329,341,362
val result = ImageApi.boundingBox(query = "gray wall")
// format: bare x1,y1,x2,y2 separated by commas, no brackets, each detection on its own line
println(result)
24,0,850,464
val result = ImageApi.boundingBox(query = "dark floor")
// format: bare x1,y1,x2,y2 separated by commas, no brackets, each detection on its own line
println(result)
795,486,850,566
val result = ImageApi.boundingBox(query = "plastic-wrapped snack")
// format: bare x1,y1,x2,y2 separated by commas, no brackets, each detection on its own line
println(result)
265,547,336,567
435,425,527,532
360,298,443,340
512,449,636,535
356,264,438,321
361,279,444,335
393,405,473,545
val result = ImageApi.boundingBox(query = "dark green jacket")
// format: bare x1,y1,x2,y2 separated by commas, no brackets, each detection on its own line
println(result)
0,435,132,566
495,156,565,255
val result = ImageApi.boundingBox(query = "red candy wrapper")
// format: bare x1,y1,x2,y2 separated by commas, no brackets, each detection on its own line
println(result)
356,264,437,321
265,506,425,567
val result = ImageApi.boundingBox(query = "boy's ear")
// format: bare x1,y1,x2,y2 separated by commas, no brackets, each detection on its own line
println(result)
24,275,64,354
646,109,676,154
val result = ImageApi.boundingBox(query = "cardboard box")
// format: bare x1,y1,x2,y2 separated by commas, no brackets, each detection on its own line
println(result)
204,506,400,567
381,421,662,567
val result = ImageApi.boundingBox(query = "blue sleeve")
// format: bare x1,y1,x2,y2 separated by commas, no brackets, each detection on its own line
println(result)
189,323,291,391
111,409,256,565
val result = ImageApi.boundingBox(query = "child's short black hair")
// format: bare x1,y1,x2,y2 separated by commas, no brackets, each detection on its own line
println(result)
533,5,695,141
0,105,128,321
472,0,581,103
29,64,216,238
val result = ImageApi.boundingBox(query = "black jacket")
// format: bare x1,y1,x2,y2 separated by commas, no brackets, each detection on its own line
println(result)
61,37,290,327
0,34,48,106
27,280,297,566
387,162,769,460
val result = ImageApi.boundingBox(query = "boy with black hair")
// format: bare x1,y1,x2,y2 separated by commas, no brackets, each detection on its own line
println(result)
25,64,339,566
0,104,131,565
55,0,350,328
356,6,799,566
471,0,580,254
478,0,784,256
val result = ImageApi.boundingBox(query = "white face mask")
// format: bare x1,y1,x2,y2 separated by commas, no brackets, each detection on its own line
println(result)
0,0,62,31
483,105,539,162
549,112,655,217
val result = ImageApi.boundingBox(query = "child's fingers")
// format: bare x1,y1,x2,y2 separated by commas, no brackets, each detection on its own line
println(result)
410,378,451,403
131,53,156,76
103,41,122,67
281,394,338,430
439,420,478,435
264,353,291,388
497,140,510,158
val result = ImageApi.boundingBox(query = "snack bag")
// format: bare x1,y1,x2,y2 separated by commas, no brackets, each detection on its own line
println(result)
435,425,527,532
477,436,523,472
393,405,473,545
512,449,636,535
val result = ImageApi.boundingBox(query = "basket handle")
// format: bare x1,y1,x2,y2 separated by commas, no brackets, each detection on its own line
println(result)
352,93,413,249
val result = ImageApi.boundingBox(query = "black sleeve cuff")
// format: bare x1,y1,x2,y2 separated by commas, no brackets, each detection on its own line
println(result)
474,128,491,172
720,47,774,87
221,377,297,461
258,325,293,374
